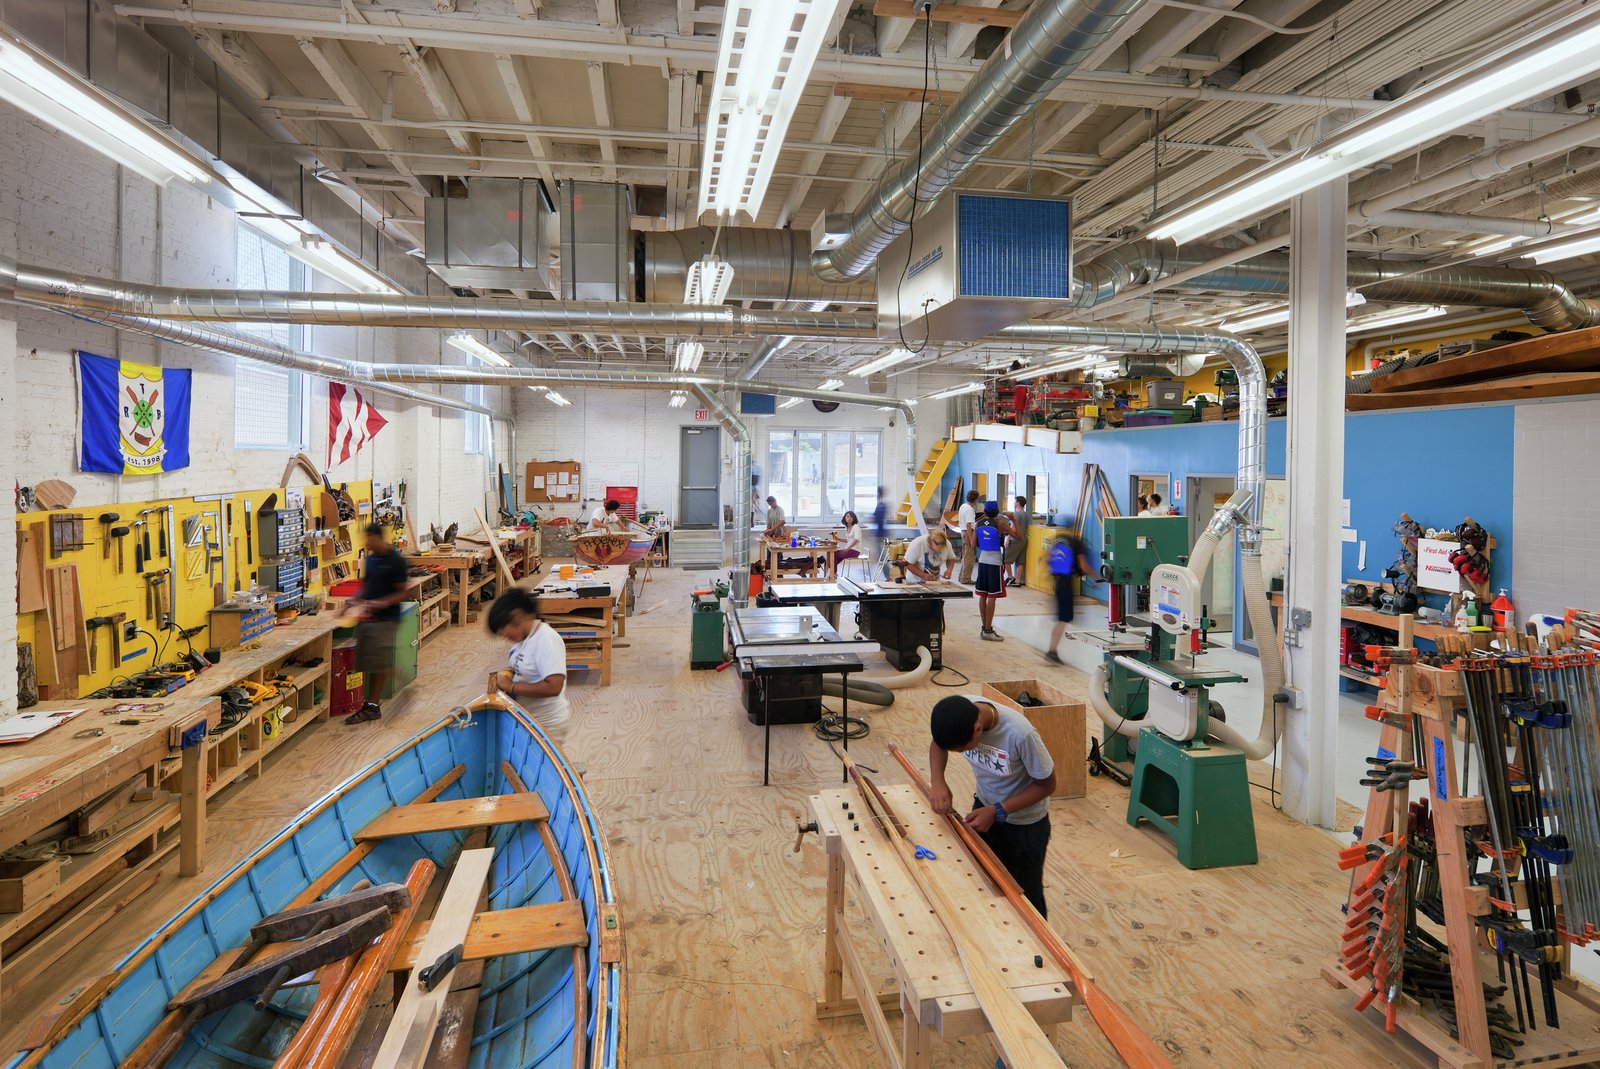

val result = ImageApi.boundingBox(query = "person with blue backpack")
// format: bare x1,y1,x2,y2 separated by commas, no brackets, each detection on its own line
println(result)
1044,529,1093,664
972,501,1018,641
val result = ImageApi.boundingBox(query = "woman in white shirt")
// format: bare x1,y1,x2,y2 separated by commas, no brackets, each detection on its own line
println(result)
832,511,863,571
487,589,573,739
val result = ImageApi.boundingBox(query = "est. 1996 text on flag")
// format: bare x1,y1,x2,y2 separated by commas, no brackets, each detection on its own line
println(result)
76,349,192,475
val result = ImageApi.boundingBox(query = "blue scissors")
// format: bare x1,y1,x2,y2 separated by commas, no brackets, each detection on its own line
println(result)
913,844,937,861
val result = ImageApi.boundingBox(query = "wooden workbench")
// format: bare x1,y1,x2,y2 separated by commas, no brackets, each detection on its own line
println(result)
408,527,540,632
526,565,632,686
763,538,837,585
810,784,1075,1066
0,615,339,1009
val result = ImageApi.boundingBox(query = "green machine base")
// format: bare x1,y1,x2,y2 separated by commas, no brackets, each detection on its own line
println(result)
1127,729,1258,869
690,592,727,670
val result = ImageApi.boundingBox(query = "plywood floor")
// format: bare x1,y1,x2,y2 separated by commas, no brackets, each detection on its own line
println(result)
4,567,1441,1067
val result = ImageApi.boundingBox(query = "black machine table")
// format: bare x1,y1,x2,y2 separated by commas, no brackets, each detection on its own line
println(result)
727,606,876,785
839,577,972,671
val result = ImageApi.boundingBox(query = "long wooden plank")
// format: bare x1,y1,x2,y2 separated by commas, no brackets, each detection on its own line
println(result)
1370,327,1600,393
392,900,588,969
423,829,491,1069
370,848,495,1068
356,792,549,841
1348,371,1600,410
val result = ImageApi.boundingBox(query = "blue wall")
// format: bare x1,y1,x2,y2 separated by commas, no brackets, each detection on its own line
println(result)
946,405,1516,622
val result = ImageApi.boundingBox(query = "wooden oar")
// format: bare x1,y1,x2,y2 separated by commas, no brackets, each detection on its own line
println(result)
887,744,1174,1069
841,754,1064,1069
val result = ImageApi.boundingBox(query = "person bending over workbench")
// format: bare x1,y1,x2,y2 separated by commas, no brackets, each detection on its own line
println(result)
928,694,1056,917
487,589,572,738
763,496,787,540
345,523,411,724
589,498,626,531
894,528,956,583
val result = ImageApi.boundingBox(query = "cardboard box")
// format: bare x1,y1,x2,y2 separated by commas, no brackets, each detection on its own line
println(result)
981,679,1087,799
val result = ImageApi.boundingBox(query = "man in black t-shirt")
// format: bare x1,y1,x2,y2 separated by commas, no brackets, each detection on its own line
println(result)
346,523,410,722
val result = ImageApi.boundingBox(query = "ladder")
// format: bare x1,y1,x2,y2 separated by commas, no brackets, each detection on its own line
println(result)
897,438,956,525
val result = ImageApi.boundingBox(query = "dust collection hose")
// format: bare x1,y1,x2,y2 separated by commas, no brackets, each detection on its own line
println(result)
818,645,934,707
1088,488,1285,759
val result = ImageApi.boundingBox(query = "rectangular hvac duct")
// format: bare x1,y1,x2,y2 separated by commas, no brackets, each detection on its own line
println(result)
560,181,633,301
423,178,553,291
877,192,1072,344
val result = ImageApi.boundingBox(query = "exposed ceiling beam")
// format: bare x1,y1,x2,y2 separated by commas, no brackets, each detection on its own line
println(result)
1126,0,1240,75
778,91,854,229
396,43,481,165
872,0,1023,28
587,61,618,180
515,0,541,16
836,100,924,215
664,68,698,229
942,0,1011,58
988,101,1096,190
297,36,427,198
597,0,620,29
833,82,957,107
495,52,562,193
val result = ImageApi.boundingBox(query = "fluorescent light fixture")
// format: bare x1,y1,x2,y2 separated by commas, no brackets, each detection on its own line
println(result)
0,36,208,187
668,391,688,408
849,348,917,376
674,340,706,372
685,256,736,305
1464,235,1527,259
545,391,572,407
1347,305,1448,331
925,381,985,401
1008,354,1113,381
447,334,512,367
1528,231,1600,264
290,237,399,295
817,379,844,391
1148,6,1600,243
1221,292,1365,334
777,395,804,409
698,0,849,219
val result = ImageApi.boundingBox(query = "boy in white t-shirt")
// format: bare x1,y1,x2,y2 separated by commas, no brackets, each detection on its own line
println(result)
589,499,624,531
487,589,572,738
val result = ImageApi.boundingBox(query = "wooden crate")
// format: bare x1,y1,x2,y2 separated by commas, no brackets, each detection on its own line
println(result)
981,680,1087,799
0,857,61,913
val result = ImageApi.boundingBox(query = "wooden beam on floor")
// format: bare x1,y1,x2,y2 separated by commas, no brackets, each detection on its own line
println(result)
356,792,549,841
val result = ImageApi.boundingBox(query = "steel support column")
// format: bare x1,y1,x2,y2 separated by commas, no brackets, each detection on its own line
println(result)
1282,177,1347,827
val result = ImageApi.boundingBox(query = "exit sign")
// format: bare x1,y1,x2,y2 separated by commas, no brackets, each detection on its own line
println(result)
694,408,709,421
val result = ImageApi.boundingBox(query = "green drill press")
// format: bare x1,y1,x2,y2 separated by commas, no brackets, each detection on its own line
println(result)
1092,516,1258,869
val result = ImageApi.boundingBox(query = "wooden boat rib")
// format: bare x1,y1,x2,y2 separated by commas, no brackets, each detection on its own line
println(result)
569,524,654,568
6,691,622,1069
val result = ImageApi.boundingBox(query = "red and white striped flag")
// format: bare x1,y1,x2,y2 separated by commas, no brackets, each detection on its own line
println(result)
328,382,387,466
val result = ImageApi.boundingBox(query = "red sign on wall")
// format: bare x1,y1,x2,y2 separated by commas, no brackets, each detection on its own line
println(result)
693,408,709,421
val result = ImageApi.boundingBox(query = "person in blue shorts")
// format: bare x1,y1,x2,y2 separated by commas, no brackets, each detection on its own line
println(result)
972,501,1017,641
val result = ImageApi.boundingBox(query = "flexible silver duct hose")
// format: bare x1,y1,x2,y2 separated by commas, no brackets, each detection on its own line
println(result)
642,229,874,304
1204,555,1286,761
855,645,934,689
813,0,1143,281
821,678,896,707
1089,663,1142,739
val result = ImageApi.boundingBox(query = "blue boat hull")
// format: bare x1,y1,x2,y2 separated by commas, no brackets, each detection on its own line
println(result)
7,699,622,1069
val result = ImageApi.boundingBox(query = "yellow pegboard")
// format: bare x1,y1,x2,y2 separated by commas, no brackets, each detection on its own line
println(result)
17,480,372,696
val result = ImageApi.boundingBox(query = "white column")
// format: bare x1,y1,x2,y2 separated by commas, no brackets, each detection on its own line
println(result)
1281,177,1347,827
0,312,16,714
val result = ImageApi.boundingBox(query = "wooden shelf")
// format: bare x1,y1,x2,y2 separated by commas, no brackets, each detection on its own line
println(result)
1269,591,1455,644
1338,667,1378,685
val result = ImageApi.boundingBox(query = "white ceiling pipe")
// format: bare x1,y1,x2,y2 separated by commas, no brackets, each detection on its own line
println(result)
1356,208,1564,237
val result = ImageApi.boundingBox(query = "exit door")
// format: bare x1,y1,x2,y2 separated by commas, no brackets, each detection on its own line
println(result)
679,426,721,529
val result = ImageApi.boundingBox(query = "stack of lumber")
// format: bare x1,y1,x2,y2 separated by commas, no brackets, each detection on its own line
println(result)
1349,327,1600,410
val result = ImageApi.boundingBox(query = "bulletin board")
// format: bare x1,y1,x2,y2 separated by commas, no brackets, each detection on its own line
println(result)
525,460,582,503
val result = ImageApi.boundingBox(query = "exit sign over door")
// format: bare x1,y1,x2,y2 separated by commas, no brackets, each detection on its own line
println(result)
694,408,709,421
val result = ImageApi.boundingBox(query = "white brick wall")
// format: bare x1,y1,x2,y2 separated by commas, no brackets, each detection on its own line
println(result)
1513,398,1600,615
2,105,514,709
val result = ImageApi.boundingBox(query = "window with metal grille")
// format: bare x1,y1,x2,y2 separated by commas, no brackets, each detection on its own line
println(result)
234,223,308,450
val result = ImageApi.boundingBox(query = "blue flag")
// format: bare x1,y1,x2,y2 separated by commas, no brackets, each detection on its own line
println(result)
77,350,192,475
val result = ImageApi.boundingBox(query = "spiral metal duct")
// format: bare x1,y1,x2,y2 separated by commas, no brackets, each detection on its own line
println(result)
812,0,1144,281
641,229,874,304
0,258,878,340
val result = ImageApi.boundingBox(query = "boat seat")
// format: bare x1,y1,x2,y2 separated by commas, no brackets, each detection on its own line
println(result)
393,899,589,969
356,792,550,841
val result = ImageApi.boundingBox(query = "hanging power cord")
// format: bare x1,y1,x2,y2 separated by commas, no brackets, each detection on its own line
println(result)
894,5,938,355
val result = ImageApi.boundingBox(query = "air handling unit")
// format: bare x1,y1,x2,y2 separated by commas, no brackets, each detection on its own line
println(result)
876,192,1072,344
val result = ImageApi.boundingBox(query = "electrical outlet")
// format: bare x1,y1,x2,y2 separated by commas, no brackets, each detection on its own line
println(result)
1284,687,1306,709
123,621,138,643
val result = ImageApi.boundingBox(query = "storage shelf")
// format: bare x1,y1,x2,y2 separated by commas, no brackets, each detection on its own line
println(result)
1339,667,1379,685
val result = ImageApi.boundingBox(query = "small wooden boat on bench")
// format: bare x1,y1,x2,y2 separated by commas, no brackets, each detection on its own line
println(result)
569,524,654,568
7,686,622,1069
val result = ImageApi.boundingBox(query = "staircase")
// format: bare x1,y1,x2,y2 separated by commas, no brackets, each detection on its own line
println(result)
671,529,727,570
897,438,957,524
